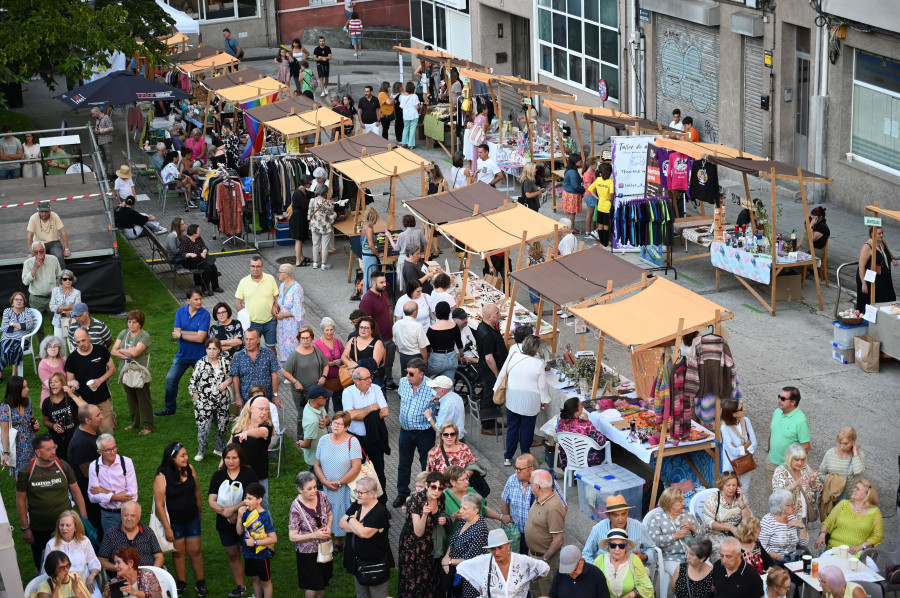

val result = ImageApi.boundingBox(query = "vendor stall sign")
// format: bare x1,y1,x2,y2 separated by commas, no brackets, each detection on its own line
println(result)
864,216,882,227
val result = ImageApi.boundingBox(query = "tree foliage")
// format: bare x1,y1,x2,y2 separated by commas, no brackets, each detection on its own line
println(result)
0,0,174,92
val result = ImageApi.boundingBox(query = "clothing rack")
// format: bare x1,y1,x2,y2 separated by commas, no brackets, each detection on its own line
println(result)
205,165,246,247
248,152,324,250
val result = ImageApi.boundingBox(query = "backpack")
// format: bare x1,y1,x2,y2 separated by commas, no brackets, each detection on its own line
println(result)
306,71,319,90
94,455,128,477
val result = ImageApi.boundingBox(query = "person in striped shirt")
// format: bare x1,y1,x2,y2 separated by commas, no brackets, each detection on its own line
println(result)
346,12,363,56
759,490,808,563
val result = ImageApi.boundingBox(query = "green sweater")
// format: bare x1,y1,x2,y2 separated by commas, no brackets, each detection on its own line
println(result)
823,500,883,549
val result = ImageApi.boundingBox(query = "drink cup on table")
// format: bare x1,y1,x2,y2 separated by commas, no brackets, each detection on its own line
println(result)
839,545,849,559
849,558,859,572
811,562,819,578
802,555,812,573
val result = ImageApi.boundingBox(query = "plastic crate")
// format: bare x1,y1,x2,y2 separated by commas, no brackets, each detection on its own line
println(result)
832,341,854,364
275,222,292,246
575,463,645,521
833,321,868,347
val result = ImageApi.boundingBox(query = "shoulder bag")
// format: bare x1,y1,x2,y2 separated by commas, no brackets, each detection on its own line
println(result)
347,438,383,500
493,354,523,406
352,507,391,587
295,496,334,563
338,341,358,388
723,420,756,475
149,501,176,553
3,404,17,464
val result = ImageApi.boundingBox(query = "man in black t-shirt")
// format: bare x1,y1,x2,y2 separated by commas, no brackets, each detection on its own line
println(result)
713,537,764,598
312,36,333,97
65,328,116,434
474,303,507,433
357,86,381,135
68,404,103,538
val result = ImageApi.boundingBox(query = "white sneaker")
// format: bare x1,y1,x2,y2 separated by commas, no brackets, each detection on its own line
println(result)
343,26,348,32
155,227,168,235
589,230,599,241
212,450,222,456
194,453,204,462
320,91,327,97
311,262,320,269
504,459,513,466
321,264,332,270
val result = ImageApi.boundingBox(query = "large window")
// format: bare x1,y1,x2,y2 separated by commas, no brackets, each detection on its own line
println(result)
166,0,259,21
537,0,618,100
410,0,469,58
852,49,900,175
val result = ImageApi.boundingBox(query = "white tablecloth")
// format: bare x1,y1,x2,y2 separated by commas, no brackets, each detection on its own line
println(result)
587,409,716,464
786,554,883,592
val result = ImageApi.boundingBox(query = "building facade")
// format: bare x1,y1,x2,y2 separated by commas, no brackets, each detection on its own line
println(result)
163,0,277,48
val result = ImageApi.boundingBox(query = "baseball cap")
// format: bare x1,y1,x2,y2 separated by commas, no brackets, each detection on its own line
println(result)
37,201,51,212
71,303,89,317
451,308,468,320
307,385,333,400
558,545,582,574
426,375,453,390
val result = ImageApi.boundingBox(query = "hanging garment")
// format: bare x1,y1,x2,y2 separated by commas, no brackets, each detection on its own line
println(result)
683,334,737,401
217,180,245,236
689,159,719,204
668,152,691,191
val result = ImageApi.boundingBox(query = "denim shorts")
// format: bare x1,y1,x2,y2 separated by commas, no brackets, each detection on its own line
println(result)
584,195,598,208
251,319,277,347
170,513,202,541
350,32,361,43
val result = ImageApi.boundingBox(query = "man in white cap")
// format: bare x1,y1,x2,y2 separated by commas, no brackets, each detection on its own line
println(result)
549,544,610,598
583,494,653,563
456,528,549,598
423,375,466,442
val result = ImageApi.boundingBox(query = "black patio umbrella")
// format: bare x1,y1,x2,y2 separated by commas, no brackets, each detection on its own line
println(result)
57,70,192,167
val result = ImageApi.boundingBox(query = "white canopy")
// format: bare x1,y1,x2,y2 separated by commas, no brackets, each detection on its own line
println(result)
155,0,200,34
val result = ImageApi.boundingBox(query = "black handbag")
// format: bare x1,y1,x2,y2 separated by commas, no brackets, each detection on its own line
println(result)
356,557,391,586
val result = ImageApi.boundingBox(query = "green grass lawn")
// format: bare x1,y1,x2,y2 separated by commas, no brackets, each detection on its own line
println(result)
0,109,34,134
0,238,396,597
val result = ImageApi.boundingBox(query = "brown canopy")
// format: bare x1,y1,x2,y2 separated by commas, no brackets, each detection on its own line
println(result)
330,147,432,187
413,54,492,71
507,81,575,98
214,77,288,104
510,245,649,307
705,156,831,181
308,132,393,164
170,46,219,63
201,67,266,91
244,96,319,123
403,182,509,225
585,113,683,134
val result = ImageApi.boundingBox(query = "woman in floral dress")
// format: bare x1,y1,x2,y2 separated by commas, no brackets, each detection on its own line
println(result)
188,339,233,461
275,264,305,363
426,422,475,474
556,398,607,468
398,472,448,598
702,471,752,560
0,376,36,475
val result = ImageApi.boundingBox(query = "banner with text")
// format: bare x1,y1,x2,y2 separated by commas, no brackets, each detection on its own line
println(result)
611,135,654,251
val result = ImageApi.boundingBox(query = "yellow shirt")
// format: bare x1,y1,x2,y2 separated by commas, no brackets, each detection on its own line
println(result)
379,92,395,117
588,177,614,213
27,212,65,243
235,273,279,324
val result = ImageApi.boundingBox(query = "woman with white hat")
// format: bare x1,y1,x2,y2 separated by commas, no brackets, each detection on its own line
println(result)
592,529,655,598
456,528,549,598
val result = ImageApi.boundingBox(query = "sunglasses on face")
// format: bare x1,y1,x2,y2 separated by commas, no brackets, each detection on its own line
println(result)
442,432,457,437
429,484,445,491
607,542,627,549
61,277,73,281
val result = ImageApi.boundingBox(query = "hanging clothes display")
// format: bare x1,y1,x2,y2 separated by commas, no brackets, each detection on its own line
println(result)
689,158,719,204
252,155,327,231
216,178,245,236
650,351,693,442
202,169,241,226
667,152,692,191
612,197,674,247
683,333,738,401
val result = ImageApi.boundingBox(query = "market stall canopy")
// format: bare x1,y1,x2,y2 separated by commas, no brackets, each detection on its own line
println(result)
201,67,266,91
155,0,200,34
264,106,348,137
170,45,218,63
704,156,832,182
570,277,733,350
542,99,627,116
244,95,318,122
510,245,649,307
160,32,191,46
403,182,508,225
585,112,684,135
331,147,433,187
457,70,575,98
394,46,457,59
437,203,563,254
177,53,239,75
652,137,765,161
213,77,287,104
413,54,492,72
865,205,900,222
308,132,392,164
56,70,191,108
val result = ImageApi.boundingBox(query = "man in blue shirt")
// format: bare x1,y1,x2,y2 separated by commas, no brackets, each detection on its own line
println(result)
229,328,281,409
156,289,209,416
392,358,435,508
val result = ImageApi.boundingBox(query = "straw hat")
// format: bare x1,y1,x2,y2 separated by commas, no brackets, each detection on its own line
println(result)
115,165,132,179
605,495,633,514
483,529,512,549
598,528,637,552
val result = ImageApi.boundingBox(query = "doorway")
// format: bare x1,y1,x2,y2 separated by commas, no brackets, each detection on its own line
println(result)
511,15,531,79
794,27,811,169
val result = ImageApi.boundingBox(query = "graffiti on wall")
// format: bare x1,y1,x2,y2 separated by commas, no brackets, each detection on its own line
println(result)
657,27,719,142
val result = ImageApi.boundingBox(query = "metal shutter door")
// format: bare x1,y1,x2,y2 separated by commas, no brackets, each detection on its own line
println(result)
655,15,720,143
743,37,765,157
447,11,472,61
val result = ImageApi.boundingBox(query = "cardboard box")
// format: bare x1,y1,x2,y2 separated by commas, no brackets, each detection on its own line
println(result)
775,274,804,301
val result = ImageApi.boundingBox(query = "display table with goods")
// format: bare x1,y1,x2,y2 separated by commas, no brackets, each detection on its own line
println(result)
864,302,900,361
451,271,555,339
462,124,566,181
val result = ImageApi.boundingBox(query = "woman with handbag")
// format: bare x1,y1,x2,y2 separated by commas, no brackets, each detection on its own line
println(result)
288,471,334,598
313,317,345,412
425,423,475,474
720,399,757,493
0,375,36,476
208,443,258,598
339,476,393,598
188,339,233,461
111,310,153,435
153,442,207,597
313,411,361,554
341,316,387,388
772,443,823,524
397,471,448,598
393,281,436,331
442,493,488,598
701,472,752,561
281,326,328,442
493,336,550,467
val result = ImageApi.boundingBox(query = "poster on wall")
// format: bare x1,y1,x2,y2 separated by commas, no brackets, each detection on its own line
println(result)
611,135,655,251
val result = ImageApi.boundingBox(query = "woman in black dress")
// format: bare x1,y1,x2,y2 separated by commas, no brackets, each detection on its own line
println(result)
856,226,897,311
398,472,448,598
291,175,312,267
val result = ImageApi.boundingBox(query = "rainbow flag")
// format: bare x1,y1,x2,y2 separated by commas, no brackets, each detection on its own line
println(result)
241,91,280,158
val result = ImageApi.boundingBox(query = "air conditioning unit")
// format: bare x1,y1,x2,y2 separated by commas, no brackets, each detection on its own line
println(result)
746,0,762,8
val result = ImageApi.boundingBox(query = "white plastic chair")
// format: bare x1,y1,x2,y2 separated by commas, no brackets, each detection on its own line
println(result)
689,488,717,522
24,574,50,598
647,546,671,598
18,308,42,375
554,432,611,502
140,566,178,598
235,309,251,334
